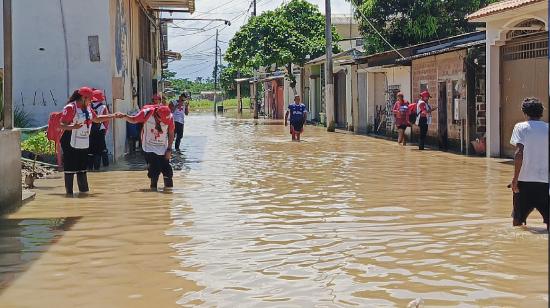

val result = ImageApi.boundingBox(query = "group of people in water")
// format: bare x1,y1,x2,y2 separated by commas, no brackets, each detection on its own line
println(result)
57,87,189,195
391,90,436,150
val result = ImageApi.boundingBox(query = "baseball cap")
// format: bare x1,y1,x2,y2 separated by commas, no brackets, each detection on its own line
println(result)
420,90,431,98
78,87,94,98
92,89,105,102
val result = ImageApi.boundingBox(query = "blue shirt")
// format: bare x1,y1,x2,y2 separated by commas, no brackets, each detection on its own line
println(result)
288,103,307,122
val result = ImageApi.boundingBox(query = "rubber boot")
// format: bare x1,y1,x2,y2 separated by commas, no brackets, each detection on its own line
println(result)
64,173,74,195
101,151,109,167
76,172,90,193
164,176,174,188
150,175,159,191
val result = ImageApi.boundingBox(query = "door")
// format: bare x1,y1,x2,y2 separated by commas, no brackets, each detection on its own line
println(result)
138,59,153,107
357,72,367,133
500,33,549,157
438,81,448,150
334,71,347,127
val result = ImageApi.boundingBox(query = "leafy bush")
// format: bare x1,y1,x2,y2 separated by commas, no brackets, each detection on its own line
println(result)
22,131,55,156
14,106,34,128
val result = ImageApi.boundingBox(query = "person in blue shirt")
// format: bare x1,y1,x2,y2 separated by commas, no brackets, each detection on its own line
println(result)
285,95,307,141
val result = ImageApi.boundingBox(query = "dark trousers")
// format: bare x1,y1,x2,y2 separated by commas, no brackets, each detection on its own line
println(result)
144,152,173,188
88,128,108,170
175,122,184,150
418,117,428,150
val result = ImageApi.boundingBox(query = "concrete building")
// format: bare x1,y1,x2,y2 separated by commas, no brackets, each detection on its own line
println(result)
0,0,194,161
468,0,548,157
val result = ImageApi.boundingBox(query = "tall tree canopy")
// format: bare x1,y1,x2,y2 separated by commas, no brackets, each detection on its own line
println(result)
225,0,341,87
353,0,495,53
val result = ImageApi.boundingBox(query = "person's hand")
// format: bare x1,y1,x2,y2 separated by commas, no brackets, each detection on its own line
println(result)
73,122,83,129
114,112,126,119
511,179,519,193
165,150,172,161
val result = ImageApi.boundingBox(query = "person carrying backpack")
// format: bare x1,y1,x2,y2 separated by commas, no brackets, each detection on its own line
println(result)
59,87,120,195
392,92,410,146
88,89,110,170
415,91,437,150
121,105,175,191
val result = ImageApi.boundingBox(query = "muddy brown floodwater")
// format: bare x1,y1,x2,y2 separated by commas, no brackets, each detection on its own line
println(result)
0,114,547,307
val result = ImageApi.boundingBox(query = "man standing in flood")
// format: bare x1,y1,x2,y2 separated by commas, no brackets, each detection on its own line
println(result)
510,98,549,230
285,95,307,141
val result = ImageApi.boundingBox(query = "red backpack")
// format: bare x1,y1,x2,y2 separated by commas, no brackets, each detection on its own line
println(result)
46,111,64,142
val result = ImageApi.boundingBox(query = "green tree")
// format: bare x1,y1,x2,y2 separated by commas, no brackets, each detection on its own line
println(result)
353,0,496,53
220,65,252,98
225,0,341,89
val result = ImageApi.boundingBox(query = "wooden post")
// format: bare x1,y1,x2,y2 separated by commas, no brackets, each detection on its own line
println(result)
3,0,13,129
236,81,242,114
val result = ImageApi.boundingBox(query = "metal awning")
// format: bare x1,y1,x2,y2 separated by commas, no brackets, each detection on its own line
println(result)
145,0,195,13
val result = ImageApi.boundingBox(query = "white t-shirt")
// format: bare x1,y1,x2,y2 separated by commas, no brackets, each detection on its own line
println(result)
510,120,549,183
172,102,185,124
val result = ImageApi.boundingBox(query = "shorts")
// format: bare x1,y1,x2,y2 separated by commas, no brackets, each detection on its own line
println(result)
397,124,408,130
290,120,304,133
512,181,549,225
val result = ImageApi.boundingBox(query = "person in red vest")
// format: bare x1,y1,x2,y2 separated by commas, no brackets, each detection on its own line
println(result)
415,91,437,150
59,87,119,195
88,89,110,170
392,92,410,146
122,105,175,190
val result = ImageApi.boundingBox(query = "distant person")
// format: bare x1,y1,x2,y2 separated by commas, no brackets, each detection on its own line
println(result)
59,87,119,195
415,91,437,150
510,98,548,230
170,93,190,152
392,92,410,146
122,105,175,191
88,89,110,170
285,95,307,141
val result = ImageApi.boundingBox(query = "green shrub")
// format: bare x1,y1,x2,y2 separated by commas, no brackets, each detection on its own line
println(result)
22,131,55,156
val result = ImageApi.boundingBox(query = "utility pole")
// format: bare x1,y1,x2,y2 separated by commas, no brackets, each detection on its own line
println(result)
213,29,219,114
252,0,259,119
3,0,13,129
324,0,335,132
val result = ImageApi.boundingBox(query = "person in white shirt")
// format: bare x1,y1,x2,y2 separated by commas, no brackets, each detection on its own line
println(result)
170,92,189,151
510,97,549,230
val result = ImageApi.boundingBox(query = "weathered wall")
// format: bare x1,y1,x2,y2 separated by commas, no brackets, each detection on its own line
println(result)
0,130,21,214
411,56,438,136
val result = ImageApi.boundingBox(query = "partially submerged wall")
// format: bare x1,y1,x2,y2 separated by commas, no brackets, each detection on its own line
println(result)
0,130,21,214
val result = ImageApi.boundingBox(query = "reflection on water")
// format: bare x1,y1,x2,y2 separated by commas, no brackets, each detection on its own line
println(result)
0,217,80,290
0,114,547,307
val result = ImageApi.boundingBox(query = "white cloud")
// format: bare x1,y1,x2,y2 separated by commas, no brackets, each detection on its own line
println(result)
167,0,353,80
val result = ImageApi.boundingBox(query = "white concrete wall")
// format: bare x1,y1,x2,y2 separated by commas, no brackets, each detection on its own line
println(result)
345,66,353,130
0,131,21,214
383,66,411,102
10,0,112,127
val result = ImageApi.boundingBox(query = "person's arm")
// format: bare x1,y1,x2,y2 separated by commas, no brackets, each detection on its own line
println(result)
59,105,82,130
285,109,289,126
512,144,524,193
91,108,117,123
166,120,175,160
123,110,147,124
392,102,399,116
60,122,83,130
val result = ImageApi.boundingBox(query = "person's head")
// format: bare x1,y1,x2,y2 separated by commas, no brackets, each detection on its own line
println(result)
68,87,93,106
152,94,162,104
420,90,431,101
397,92,404,102
521,97,544,120
92,89,105,103
294,95,301,104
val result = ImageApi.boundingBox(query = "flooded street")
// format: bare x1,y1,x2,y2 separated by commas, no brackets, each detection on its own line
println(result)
1,114,547,307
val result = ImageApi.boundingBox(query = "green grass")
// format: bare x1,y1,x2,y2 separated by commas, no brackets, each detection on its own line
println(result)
189,97,251,112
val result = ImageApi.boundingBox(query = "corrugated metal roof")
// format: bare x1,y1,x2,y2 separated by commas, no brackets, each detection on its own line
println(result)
397,40,485,62
467,0,544,20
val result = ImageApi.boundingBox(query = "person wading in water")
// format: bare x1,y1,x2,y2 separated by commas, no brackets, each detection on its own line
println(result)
122,105,175,191
59,87,120,195
392,92,410,146
415,91,437,150
88,89,110,170
510,97,549,231
285,95,307,141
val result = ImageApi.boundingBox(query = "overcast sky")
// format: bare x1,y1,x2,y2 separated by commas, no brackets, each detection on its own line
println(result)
166,0,353,80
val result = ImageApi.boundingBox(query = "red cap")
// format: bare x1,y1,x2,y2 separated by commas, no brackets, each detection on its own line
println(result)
397,92,404,97
92,89,105,102
420,90,431,99
155,106,172,124
78,87,94,99
152,94,162,100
